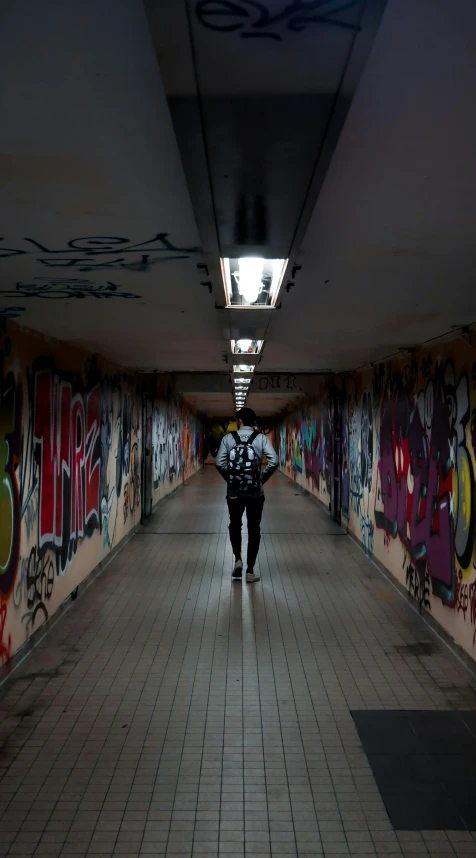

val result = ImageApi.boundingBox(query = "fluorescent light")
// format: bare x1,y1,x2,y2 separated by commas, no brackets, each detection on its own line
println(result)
234,377,250,384
233,365,254,373
222,259,287,307
237,339,252,351
231,339,263,354
235,257,263,304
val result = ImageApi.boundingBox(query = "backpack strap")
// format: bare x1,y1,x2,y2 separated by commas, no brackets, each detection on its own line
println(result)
247,430,260,445
231,431,241,445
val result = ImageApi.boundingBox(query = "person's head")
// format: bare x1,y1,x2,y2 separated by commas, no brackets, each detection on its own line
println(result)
236,407,257,428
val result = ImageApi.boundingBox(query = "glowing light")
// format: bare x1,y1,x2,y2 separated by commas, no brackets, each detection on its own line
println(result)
222,259,287,307
237,339,252,351
235,257,263,304
231,339,263,354
233,365,254,373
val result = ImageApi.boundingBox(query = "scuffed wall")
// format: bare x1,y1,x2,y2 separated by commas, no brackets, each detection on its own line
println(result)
151,393,202,504
0,320,203,667
278,338,476,659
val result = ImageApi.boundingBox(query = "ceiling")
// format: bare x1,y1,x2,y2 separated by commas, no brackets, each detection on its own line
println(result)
0,0,224,371
1,0,475,419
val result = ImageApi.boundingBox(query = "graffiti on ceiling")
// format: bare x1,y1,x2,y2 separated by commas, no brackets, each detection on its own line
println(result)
195,0,363,41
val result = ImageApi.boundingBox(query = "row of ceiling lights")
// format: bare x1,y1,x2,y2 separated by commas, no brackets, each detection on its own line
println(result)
232,340,261,410
224,256,288,413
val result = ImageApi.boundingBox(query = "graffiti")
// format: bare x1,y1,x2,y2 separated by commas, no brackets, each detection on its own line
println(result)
290,422,303,476
153,400,201,488
168,413,181,480
118,392,132,488
348,390,375,555
341,401,349,518
196,0,362,41
123,483,129,523
0,325,148,667
19,369,38,534
455,571,476,643
153,406,168,488
123,440,141,523
0,307,25,319
0,233,200,272
14,548,54,637
360,391,373,494
206,419,237,458
258,374,300,391
276,345,476,649
349,406,361,512
32,364,101,574
374,361,476,605
281,394,332,495
1,279,139,301
448,367,475,570
406,563,431,612
360,512,374,558
0,602,11,665
0,370,21,595
129,442,141,511
23,490,38,541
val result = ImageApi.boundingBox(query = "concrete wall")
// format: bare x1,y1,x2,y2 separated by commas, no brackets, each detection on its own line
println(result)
278,337,476,659
0,320,202,667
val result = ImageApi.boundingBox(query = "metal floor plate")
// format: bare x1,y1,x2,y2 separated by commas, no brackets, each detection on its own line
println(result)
352,710,476,830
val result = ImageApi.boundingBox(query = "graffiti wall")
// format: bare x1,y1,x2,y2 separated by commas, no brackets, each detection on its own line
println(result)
278,339,476,658
279,379,334,508
352,343,476,655
151,394,202,504
0,320,143,664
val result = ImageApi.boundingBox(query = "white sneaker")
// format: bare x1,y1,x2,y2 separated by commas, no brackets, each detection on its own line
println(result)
232,559,243,579
246,571,260,583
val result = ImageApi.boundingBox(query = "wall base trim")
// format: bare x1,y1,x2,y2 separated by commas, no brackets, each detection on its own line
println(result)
0,524,140,691
347,528,476,682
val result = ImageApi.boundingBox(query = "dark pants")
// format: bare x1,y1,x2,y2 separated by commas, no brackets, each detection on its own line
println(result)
227,496,265,570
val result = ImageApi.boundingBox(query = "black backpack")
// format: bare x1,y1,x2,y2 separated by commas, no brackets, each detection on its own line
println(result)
227,430,261,495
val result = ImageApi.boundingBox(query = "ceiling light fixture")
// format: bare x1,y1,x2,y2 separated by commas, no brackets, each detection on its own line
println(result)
233,365,254,373
270,258,286,302
231,339,263,354
236,257,263,304
222,259,287,307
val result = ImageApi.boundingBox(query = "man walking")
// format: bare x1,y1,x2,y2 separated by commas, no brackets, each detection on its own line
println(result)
216,408,278,583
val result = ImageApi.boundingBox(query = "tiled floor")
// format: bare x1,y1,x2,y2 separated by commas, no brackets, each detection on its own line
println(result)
1,467,476,857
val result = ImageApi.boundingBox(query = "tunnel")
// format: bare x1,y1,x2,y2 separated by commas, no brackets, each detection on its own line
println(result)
1,0,476,853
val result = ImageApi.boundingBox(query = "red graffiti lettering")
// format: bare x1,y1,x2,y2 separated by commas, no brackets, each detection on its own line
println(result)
85,385,100,528
71,396,85,540
0,602,11,665
55,381,71,545
34,369,55,546
33,366,101,564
